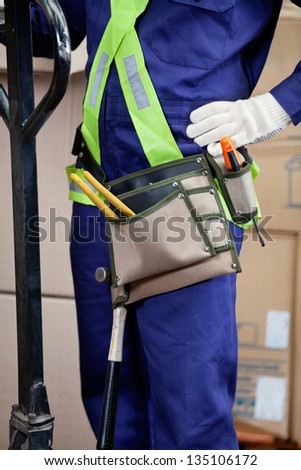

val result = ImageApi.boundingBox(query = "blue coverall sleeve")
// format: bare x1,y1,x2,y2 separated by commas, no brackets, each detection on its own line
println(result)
31,1,86,57
270,0,301,125
270,61,301,125
1,1,86,57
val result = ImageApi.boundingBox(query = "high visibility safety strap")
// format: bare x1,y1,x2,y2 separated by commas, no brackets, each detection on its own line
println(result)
66,164,103,206
82,0,183,168
115,27,183,166
81,0,146,166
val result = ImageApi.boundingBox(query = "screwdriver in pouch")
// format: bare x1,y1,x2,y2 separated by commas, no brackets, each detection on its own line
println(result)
221,136,244,172
220,136,265,247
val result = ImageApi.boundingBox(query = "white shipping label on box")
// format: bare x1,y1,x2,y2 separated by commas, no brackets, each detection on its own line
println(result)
265,310,290,350
254,376,287,421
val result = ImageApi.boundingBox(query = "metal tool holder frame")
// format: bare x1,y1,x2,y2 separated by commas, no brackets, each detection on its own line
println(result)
0,0,71,450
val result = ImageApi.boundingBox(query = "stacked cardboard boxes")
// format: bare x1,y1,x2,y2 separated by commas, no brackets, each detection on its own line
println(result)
0,43,96,449
233,1,301,443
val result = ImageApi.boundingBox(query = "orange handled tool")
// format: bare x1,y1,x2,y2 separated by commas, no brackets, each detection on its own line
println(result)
220,136,243,172
220,136,265,247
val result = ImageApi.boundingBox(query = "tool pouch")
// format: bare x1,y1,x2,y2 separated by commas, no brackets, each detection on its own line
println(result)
105,154,241,307
207,147,258,224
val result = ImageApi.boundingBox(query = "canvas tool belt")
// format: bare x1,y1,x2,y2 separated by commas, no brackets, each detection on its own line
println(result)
69,0,260,307
104,152,245,307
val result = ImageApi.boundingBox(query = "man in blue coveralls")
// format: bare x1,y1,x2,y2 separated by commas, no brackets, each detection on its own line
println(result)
2,0,301,450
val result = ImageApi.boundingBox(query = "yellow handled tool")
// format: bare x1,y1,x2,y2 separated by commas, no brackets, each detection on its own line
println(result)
70,173,118,219
83,170,136,217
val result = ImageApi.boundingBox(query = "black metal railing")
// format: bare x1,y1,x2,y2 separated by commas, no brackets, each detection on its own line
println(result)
0,0,71,450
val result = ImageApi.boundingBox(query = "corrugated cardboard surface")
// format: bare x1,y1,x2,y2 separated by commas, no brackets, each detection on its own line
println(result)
234,232,297,439
236,8,301,441
291,235,301,442
250,140,301,233
281,0,301,20
0,294,95,450
0,41,88,297
0,294,96,450
234,2,301,443
0,40,87,74
0,70,86,297
253,17,301,143
249,4,301,233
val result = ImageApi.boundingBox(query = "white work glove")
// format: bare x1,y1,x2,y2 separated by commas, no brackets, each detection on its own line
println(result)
186,92,292,157
0,1,4,30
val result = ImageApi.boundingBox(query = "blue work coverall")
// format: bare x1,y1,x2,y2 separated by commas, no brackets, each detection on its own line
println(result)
20,0,301,449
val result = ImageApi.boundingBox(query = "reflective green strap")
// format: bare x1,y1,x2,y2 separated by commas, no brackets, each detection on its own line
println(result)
250,159,260,179
82,0,148,165
82,0,183,168
115,27,183,165
66,164,101,206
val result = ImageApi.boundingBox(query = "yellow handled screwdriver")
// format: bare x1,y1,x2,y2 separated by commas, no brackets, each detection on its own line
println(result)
83,170,136,217
70,173,119,219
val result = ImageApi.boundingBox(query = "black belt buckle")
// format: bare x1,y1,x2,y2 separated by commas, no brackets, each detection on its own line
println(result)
72,124,107,184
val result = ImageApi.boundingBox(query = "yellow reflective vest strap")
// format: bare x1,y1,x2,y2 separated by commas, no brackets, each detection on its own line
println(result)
81,1,146,165
114,27,183,166
66,164,104,206
81,0,182,168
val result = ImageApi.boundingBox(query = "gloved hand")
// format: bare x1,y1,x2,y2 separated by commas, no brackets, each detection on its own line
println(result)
0,0,5,34
186,92,292,157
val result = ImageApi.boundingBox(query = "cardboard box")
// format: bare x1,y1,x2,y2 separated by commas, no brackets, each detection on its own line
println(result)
280,0,301,20
290,234,301,442
233,231,297,439
0,293,95,450
253,6,301,143
250,139,301,233
0,45,88,297
0,40,87,74
255,7,301,96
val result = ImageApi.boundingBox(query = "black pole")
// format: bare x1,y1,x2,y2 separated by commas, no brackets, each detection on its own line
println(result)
0,0,71,449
